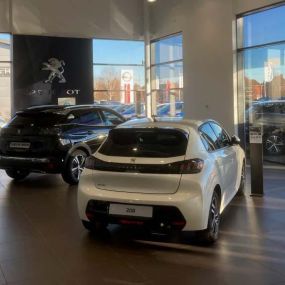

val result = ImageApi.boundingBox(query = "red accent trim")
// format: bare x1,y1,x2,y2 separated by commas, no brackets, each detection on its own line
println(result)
119,219,144,225
86,213,93,220
171,221,186,226
124,84,131,103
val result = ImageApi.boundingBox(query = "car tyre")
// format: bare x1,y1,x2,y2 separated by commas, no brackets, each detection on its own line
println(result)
236,161,246,196
196,191,220,245
62,150,87,185
5,169,30,181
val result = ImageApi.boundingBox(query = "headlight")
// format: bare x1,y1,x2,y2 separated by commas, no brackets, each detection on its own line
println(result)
59,138,71,146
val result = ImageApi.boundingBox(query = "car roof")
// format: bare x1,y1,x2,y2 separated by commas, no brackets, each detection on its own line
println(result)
253,100,285,105
19,104,121,116
118,117,210,133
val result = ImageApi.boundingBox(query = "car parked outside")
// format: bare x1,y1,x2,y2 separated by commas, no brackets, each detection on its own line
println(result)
78,118,245,244
246,100,285,154
157,101,184,117
0,105,125,184
121,103,146,119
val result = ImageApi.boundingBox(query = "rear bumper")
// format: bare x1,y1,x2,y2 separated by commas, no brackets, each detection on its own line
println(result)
78,169,208,231
0,155,64,173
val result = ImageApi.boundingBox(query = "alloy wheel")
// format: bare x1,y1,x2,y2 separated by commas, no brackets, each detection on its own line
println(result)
71,155,85,181
265,135,285,154
210,195,220,238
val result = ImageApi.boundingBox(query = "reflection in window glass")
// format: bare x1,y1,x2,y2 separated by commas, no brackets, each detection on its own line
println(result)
151,33,183,118
238,5,285,164
93,39,145,120
0,33,11,123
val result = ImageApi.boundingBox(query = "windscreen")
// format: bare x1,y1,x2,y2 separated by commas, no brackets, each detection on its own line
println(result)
8,113,66,128
99,128,188,158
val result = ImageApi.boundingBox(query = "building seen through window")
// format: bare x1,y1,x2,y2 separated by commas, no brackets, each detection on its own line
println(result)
93,39,145,120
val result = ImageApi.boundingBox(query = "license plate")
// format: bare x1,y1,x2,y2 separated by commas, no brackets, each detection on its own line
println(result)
9,142,31,149
109,203,153,218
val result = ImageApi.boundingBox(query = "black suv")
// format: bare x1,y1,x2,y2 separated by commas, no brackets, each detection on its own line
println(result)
0,105,125,184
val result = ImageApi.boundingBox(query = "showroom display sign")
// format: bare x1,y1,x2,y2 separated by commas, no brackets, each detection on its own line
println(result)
249,126,263,144
12,35,93,113
120,70,134,104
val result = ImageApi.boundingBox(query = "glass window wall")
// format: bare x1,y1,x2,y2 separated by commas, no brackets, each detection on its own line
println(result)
237,4,285,165
0,33,11,126
150,33,184,117
93,39,145,120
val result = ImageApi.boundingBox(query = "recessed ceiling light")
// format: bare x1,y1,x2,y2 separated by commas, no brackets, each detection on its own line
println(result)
147,0,157,3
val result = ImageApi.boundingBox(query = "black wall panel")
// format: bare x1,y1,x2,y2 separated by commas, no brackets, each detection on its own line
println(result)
12,35,93,113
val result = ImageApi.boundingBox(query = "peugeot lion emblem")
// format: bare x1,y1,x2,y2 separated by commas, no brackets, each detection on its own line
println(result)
130,158,136,163
42,58,66,84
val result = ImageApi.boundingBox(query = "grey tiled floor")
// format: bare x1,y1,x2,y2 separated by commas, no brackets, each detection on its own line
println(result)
0,168,285,284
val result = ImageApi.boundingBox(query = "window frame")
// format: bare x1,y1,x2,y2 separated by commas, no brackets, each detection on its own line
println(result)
150,32,184,117
92,38,145,102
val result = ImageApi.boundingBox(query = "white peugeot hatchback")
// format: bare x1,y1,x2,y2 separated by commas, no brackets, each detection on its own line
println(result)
78,118,245,243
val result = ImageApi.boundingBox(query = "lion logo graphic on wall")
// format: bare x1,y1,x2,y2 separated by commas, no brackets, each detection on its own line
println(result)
42,58,66,84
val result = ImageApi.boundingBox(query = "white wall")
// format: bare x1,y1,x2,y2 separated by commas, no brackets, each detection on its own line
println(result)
0,0,144,39
148,0,283,134
233,0,282,14
0,0,10,33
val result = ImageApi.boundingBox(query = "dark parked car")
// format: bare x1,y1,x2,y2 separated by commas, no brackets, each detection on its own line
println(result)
0,105,126,184
246,100,285,154
157,102,184,117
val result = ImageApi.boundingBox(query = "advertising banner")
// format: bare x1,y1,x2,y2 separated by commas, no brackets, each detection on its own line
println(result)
120,70,134,104
13,35,93,113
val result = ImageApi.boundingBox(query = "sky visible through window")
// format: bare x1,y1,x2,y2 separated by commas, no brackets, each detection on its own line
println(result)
241,5,285,84
93,39,145,65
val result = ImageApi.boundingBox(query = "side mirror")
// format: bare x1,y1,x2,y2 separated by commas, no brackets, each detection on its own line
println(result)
231,135,241,145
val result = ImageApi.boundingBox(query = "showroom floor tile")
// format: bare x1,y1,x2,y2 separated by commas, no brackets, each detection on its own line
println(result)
0,168,285,285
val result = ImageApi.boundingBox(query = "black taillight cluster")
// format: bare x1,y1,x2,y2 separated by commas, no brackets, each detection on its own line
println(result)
85,157,204,174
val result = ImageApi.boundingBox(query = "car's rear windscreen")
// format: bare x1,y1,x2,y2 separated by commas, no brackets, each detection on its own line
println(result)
99,128,188,158
8,113,66,128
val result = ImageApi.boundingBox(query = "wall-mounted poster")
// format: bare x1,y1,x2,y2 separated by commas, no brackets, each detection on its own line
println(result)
13,35,93,113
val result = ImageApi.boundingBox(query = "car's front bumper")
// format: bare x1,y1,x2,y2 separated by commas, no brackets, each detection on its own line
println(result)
0,155,64,173
78,169,208,231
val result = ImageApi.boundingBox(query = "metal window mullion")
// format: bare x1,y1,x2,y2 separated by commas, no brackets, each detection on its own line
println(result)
93,90,143,92
93,63,144,67
150,59,183,68
237,39,285,52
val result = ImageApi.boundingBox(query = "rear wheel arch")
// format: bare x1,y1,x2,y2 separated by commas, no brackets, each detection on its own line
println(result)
64,144,91,166
197,187,221,244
